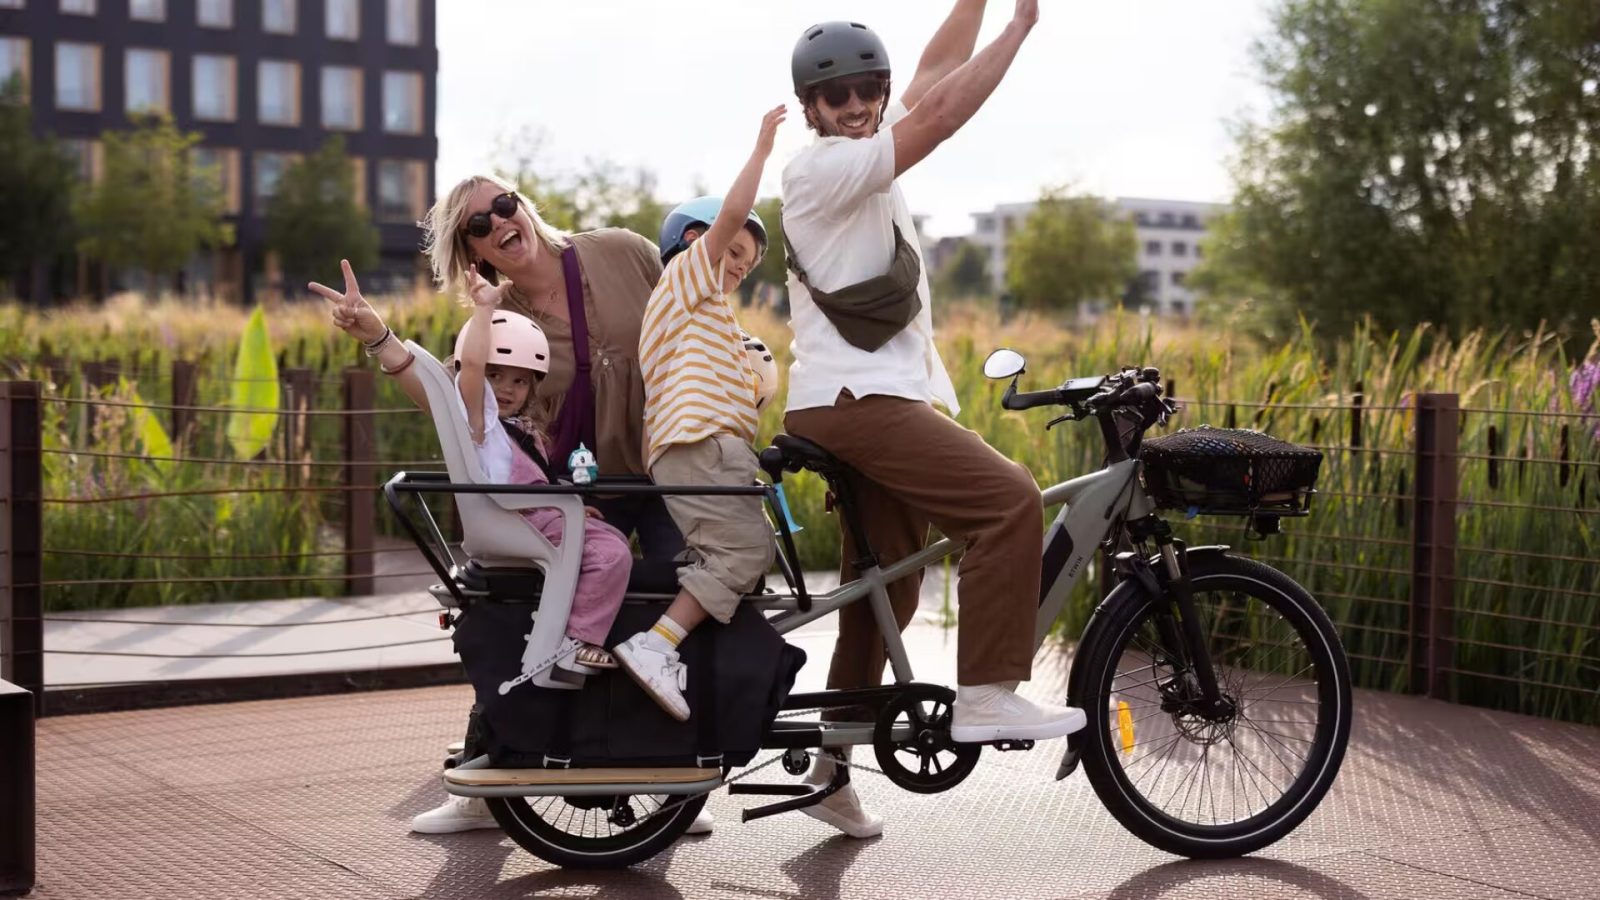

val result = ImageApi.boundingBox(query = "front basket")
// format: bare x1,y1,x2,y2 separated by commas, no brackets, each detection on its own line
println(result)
1141,426,1322,516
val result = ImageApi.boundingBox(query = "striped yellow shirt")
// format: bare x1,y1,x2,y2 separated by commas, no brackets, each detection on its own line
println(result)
640,238,759,468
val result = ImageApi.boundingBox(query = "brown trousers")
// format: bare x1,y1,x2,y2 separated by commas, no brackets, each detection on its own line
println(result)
785,392,1043,705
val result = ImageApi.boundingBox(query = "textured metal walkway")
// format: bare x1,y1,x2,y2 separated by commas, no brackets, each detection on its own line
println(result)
26,619,1600,899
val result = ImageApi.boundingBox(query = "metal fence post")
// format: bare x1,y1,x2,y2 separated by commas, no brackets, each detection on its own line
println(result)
343,368,376,596
0,679,35,895
1410,393,1459,700
282,368,315,484
171,359,197,447
0,382,44,709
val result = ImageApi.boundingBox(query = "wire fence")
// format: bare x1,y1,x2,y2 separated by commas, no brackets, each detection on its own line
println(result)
3,374,1597,726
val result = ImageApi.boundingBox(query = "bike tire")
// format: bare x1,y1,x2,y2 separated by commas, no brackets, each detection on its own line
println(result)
486,791,706,869
1076,553,1351,858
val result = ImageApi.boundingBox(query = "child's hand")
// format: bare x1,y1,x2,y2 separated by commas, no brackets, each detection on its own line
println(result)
309,259,386,344
755,104,787,158
583,506,605,520
466,267,512,310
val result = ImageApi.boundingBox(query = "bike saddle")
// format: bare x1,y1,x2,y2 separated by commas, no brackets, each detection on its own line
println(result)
765,433,843,476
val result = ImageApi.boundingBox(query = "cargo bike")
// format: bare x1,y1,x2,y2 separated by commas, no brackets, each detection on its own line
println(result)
384,342,1351,869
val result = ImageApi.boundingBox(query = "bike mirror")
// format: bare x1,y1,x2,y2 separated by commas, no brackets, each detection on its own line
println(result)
983,348,1026,380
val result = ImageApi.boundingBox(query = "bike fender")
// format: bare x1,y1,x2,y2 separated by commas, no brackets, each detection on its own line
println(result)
1055,544,1232,781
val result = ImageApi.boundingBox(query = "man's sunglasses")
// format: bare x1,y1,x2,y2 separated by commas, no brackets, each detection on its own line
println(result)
462,192,519,239
815,75,888,108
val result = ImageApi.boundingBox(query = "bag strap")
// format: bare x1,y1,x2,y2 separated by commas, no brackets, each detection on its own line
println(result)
500,418,553,478
693,626,722,767
560,244,592,373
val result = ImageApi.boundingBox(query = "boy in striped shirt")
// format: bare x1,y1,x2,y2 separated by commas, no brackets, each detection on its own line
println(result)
613,105,787,720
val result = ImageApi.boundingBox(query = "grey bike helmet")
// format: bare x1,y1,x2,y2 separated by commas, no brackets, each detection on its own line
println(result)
792,21,892,95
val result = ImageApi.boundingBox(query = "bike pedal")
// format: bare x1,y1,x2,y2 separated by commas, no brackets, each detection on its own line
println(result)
991,739,1035,752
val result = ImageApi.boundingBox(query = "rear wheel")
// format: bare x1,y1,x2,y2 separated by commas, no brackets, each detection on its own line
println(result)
1077,553,1351,858
487,791,706,869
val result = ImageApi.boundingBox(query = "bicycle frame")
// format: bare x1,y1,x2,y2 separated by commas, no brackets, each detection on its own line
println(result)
765,458,1150,678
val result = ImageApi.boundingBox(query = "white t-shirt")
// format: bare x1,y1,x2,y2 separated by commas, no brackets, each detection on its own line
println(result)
780,102,960,416
456,373,515,484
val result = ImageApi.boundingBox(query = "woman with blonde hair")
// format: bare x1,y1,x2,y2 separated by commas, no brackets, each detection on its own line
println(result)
314,174,699,836
421,175,682,567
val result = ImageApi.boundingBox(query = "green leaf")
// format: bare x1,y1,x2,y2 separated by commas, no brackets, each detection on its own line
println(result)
226,306,280,460
124,380,176,480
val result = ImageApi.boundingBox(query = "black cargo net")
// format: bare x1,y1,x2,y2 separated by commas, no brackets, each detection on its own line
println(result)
1141,427,1322,511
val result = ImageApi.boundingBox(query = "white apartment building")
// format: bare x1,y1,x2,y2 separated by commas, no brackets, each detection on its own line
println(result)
967,197,1227,316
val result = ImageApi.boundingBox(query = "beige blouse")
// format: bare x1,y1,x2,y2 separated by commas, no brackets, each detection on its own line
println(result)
501,228,662,477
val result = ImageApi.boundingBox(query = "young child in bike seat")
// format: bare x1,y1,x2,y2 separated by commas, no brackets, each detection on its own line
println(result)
453,285,631,671
613,105,788,721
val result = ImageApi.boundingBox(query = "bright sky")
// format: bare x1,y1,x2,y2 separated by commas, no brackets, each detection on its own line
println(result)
436,1,1276,239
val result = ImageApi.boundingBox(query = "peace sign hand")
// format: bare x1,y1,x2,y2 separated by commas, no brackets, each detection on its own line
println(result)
309,259,386,344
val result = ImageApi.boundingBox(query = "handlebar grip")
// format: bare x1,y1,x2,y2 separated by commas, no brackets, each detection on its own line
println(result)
1124,382,1162,403
1003,387,1064,411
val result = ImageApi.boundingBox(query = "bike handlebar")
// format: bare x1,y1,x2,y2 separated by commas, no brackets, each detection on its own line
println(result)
1002,386,1065,411
1090,381,1162,410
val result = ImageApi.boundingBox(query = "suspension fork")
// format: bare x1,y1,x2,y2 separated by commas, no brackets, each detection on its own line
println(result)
1150,528,1230,717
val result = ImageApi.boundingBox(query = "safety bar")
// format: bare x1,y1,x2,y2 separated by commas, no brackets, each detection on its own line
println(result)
382,471,812,611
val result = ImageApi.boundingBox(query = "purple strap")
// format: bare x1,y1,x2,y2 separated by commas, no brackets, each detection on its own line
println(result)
547,244,597,469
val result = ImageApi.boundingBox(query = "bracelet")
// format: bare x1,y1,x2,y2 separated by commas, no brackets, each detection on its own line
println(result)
362,327,394,357
381,351,416,376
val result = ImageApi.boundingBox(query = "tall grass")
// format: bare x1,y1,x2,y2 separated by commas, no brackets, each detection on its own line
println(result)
4,294,1596,722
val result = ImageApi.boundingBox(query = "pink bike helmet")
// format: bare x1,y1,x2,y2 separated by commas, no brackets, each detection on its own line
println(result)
452,310,550,375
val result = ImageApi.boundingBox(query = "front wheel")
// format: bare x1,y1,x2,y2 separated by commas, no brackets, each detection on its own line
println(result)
1076,553,1352,858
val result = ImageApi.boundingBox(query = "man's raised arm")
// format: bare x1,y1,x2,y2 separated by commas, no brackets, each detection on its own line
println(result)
901,0,989,110
892,0,1038,178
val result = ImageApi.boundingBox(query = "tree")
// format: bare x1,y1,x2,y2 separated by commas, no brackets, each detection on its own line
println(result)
74,112,232,294
934,238,992,300
1005,187,1138,311
492,126,667,237
264,136,378,288
0,76,78,297
749,196,788,295
1196,0,1600,338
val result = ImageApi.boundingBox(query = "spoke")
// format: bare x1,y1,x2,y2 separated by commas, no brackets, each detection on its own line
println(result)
1228,734,1272,815
1238,714,1312,767
1247,663,1316,701
931,754,945,774
1226,731,1288,800
1199,741,1216,825
1170,739,1209,818
1111,672,1177,693
1132,728,1188,794
920,755,931,776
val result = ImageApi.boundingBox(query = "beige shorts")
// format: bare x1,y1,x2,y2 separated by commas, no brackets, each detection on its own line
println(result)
650,434,776,623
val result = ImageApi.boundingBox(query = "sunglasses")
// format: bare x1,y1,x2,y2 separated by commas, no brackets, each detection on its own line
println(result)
461,192,519,239
815,75,888,109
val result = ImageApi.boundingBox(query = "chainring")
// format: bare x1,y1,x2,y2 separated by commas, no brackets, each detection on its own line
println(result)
872,686,981,794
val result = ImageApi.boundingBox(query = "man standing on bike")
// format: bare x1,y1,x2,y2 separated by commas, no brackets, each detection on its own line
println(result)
781,0,1083,837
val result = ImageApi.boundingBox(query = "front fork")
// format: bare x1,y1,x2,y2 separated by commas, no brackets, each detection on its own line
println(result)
1056,522,1230,780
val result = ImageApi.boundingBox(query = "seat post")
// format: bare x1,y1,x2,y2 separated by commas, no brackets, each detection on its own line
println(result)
827,471,879,573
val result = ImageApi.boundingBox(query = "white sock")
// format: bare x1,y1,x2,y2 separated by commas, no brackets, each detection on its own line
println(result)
957,683,1011,705
642,616,686,653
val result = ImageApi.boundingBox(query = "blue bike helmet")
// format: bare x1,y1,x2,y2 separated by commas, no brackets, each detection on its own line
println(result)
658,196,768,264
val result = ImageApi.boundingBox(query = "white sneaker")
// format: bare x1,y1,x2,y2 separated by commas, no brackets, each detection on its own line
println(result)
800,754,883,839
686,809,714,835
613,633,691,722
949,684,1086,743
410,795,497,834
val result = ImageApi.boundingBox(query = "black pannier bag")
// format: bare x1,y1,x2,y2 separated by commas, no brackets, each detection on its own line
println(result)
452,599,805,768
1141,426,1323,514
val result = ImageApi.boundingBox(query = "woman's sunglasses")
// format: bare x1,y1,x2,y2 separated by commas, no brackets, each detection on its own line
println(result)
462,192,519,239
815,75,888,109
